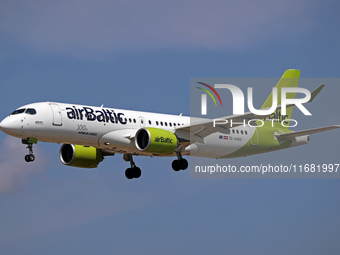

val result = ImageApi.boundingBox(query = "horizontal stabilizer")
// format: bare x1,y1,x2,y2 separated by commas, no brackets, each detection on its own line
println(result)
308,84,325,103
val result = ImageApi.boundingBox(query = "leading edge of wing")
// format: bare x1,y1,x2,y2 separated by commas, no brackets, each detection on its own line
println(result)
275,125,340,139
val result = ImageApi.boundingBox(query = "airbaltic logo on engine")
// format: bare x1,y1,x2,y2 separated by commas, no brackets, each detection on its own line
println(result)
155,136,173,144
66,106,127,124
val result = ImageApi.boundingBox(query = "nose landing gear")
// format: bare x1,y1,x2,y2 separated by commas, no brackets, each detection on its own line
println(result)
22,138,37,162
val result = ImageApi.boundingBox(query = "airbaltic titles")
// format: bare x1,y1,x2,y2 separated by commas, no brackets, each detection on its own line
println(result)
66,106,127,125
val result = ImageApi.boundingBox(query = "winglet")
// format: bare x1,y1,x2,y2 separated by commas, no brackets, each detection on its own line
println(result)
308,84,325,103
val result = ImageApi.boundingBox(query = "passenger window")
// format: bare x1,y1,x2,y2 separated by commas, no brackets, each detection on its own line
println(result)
11,108,26,115
156,121,159,125
148,120,151,125
245,131,248,135
169,123,172,127
241,130,243,135
236,130,239,134
165,122,167,126
160,121,163,126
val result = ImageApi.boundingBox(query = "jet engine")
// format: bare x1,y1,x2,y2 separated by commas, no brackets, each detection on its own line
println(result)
59,144,103,168
135,127,178,154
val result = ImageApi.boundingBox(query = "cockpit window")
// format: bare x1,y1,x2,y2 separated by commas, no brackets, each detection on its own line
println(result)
11,108,26,115
25,108,37,115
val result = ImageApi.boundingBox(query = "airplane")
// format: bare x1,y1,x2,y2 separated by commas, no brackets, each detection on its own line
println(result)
0,69,339,179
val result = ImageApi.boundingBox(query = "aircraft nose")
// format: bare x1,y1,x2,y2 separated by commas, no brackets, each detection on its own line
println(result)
0,118,9,132
0,118,5,131
0,117,21,135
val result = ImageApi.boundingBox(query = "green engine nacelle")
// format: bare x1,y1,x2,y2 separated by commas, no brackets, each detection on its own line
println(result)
135,127,178,154
59,144,103,168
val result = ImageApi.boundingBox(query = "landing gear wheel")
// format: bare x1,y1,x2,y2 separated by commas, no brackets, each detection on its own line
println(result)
29,154,35,162
125,167,142,179
25,155,30,162
133,167,142,178
25,154,35,162
180,159,188,170
125,168,134,179
172,160,181,171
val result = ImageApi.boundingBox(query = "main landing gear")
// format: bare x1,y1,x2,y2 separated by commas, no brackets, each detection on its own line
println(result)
172,152,188,171
22,138,37,162
122,152,188,180
123,154,141,179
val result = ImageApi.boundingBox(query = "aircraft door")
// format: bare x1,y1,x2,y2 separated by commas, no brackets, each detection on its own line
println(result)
250,127,258,146
49,103,62,126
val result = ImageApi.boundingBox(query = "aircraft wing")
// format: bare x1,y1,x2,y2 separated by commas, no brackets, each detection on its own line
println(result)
174,107,290,144
275,125,340,140
175,109,285,144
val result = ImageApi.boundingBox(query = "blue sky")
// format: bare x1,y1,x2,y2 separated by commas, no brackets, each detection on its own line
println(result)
1,0,340,254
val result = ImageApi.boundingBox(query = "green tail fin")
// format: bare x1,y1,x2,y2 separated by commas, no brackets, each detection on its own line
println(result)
262,69,300,129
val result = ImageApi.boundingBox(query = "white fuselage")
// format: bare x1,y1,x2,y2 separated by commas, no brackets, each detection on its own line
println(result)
0,102,260,159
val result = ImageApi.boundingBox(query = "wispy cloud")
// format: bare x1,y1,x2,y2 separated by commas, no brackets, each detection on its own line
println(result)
0,0,315,57
0,170,155,243
0,136,152,243
0,136,46,193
